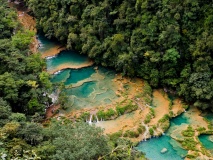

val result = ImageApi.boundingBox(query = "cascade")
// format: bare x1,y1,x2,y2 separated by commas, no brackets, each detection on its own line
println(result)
95,115,99,123
45,55,56,59
54,70,62,75
38,33,213,160
88,115,93,124
142,122,149,141
157,128,165,136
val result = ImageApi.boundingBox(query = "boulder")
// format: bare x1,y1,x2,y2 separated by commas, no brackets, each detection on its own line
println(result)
161,148,168,154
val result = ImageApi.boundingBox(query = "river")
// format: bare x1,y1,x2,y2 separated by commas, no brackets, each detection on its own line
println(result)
38,34,213,160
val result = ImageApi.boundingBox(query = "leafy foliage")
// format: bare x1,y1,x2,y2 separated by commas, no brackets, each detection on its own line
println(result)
25,0,213,110
0,1,145,160
42,121,110,160
0,4,51,115
182,125,195,137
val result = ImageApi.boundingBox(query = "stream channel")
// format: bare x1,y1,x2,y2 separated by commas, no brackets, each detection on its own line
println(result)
38,34,213,160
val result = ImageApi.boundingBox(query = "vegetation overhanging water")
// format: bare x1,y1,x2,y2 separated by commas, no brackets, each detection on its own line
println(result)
39,34,213,160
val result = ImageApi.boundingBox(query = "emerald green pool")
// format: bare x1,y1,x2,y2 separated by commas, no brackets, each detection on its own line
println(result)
37,34,59,52
199,135,213,151
46,50,90,73
65,67,95,85
136,113,188,160
198,112,213,154
38,35,118,109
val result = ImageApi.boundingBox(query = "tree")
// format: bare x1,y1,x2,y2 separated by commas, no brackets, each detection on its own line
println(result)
12,30,35,50
43,121,110,160
0,98,12,127
25,0,213,110
17,122,43,146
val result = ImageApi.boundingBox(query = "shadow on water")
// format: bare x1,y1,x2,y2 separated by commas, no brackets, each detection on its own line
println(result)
171,113,188,126
199,135,213,151
199,111,213,155
37,34,60,52
46,50,90,72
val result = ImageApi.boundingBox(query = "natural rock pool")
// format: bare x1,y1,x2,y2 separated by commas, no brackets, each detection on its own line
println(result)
38,34,213,160
38,34,119,109
136,113,188,160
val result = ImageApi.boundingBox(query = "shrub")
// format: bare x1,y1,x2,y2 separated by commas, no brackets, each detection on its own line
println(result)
116,103,138,115
97,110,106,120
137,125,145,134
169,99,173,110
197,127,206,133
141,81,152,105
144,114,151,124
97,109,117,120
161,121,170,131
182,126,195,137
79,112,90,121
158,114,170,123
149,128,154,136
181,138,197,151
169,111,174,117
186,154,196,159
183,105,189,110
144,108,155,124
116,105,126,115
150,108,155,117
109,131,122,141
123,130,139,138
105,109,116,119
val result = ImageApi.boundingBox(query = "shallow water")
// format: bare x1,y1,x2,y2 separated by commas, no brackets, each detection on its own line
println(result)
65,67,95,85
172,113,188,126
38,35,118,109
37,34,59,52
203,112,213,122
199,135,213,150
136,135,186,160
38,34,213,160
136,113,188,160
46,50,90,72
51,69,71,83
199,112,213,153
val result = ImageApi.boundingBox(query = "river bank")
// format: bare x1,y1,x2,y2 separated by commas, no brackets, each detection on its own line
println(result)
47,61,94,74
38,33,213,159
15,3,213,159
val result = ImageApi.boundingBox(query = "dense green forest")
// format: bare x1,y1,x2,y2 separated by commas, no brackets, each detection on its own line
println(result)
0,1,145,159
24,0,213,111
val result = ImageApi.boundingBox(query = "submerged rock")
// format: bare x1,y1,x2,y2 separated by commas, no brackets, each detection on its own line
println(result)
161,148,168,153
209,135,213,142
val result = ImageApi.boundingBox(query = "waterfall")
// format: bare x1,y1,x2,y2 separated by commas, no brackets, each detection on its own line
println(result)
142,122,149,141
54,70,62,75
46,55,56,59
87,114,100,124
157,128,165,135
88,115,93,124
95,115,99,123
48,93,58,104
